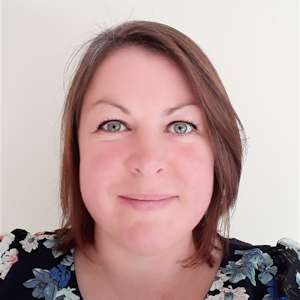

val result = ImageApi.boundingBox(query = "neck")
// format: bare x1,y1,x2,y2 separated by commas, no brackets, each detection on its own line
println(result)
77,229,199,298
74,231,224,300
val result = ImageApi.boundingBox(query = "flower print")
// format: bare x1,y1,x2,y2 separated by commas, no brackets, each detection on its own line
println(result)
20,231,60,254
35,231,55,239
278,238,300,260
36,233,56,241
43,238,64,258
60,248,75,271
258,264,277,285
0,248,18,279
296,272,300,289
35,231,47,236
221,259,256,286
1,249,18,264
221,286,249,300
20,232,39,253
0,232,15,257
43,238,57,249
23,268,59,300
240,249,277,285
50,264,71,288
0,233,18,280
210,270,230,291
235,248,272,270
262,294,273,300
263,278,291,300
206,286,249,300
249,251,277,285
222,248,277,286
55,287,80,300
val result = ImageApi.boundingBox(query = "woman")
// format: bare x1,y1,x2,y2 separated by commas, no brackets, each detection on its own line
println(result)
0,21,299,300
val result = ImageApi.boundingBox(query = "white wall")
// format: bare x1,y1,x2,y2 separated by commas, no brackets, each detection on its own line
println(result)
1,0,299,245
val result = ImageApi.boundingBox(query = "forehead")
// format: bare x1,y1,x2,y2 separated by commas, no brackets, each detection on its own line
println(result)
83,46,198,109
101,45,178,71
94,46,187,83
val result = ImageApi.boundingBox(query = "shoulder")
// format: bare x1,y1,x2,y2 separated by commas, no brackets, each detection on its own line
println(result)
0,229,78,299
208,237,300,300
0,229,60,276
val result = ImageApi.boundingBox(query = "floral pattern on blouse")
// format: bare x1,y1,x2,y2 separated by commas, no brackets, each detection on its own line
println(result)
0,229,299,300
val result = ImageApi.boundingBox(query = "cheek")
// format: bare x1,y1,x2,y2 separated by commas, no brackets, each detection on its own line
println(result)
79,143,130,228
79,143,125,202
176,142,214,187
186,155,214,195
175,144,214,216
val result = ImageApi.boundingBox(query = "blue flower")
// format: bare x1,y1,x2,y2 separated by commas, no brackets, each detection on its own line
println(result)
265,278,278,299
221,248,277,286
43,238,63,258
50,264,71,288
258,265,277,285
221,259,256,285
236,248,277,285
60,248,75,271
23,268,58,300
264,278,290,300
235,248,269,269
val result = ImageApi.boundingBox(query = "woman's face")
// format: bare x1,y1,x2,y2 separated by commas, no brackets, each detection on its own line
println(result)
78,46,214,256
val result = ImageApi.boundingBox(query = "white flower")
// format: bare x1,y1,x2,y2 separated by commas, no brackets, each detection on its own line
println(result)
0,233,15,257
278,238,300,260
206,285,249,300
20,233,39,253
278,238,300,252
55,287,80,300
296,271,300,289
36,233,56,241
0,248,18,279
210,270,230,291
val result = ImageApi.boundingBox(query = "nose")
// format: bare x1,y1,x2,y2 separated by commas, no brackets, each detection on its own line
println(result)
125,135,168,177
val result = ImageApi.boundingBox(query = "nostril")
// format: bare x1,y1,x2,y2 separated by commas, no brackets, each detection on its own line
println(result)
157,168,163,173
133,166,164,176
125,147,168,177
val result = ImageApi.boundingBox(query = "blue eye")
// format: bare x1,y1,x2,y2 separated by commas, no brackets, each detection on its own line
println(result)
97,120,127,132
169,121,197,134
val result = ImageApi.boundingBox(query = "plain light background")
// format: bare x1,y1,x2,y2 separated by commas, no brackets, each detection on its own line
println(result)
1,0,299,245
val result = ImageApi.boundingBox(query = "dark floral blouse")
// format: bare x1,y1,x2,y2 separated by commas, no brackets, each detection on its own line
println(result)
0,229,299,299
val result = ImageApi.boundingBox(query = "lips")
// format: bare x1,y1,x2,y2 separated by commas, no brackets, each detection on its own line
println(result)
119,194,176,211
121,194,175,201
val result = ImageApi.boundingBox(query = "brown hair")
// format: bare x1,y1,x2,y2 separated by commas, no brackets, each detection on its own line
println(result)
56,20,245,267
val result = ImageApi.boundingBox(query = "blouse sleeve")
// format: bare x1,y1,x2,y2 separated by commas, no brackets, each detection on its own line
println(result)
0,229,66,300
0,230,22,281
270,238,300,300
213,237,300,300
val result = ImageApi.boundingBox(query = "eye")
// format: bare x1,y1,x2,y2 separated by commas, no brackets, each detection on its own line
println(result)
97,120,127,132
169,121,198,134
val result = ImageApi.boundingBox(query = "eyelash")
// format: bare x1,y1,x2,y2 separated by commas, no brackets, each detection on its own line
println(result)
97,118,199,134
169,120,199,133
97,118,124,129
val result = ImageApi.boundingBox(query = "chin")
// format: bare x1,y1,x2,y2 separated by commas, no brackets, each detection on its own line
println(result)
119,222,194,257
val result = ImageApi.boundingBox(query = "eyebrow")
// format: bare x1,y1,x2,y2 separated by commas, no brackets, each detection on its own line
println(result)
163,103,198,116
91,99,131,115
91,99,198,116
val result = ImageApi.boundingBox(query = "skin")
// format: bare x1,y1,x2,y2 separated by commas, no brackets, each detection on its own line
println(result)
76,46,220,299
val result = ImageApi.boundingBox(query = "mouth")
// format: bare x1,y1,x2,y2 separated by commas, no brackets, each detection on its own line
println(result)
119,194,176,211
